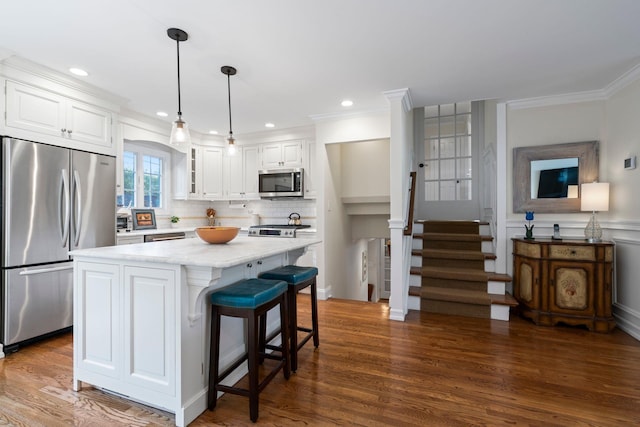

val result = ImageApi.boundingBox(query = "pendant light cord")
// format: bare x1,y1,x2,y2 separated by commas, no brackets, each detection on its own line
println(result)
176,38,182,117
227,73,233,136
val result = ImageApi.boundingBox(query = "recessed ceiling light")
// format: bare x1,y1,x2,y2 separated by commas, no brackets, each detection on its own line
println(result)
69,67,88,77
209,130,219,135
341,99,353,107
265,122,275,128
156,111,168,117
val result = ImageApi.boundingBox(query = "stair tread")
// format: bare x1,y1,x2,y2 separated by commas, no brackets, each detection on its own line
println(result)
412,249,497,260
487,272,512,283
415,220,489,226
413,266,489,282
422,287,492,305
415,249,488,260
490,293,519,306
416,233,483,241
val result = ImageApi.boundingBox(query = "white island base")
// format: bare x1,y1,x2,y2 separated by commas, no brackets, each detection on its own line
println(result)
71,236,320,426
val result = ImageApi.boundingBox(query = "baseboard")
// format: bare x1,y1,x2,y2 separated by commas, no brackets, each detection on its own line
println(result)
613,304,640,341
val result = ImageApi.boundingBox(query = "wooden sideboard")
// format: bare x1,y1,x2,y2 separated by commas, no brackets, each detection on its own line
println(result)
512,238,615,332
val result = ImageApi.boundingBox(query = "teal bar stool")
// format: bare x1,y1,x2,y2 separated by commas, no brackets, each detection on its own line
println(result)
208,278,290,423
260,265,319,372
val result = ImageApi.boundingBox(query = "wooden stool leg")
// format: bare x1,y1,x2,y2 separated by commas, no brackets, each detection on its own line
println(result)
280,293,291,379
311,279,319,348
288,288,299,372
208,306,221,410
247,311,259,422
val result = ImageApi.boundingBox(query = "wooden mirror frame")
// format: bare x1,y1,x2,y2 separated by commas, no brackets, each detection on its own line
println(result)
513,141,599,213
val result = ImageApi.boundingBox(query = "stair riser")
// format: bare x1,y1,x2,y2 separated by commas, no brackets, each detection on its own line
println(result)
485,259,495,272
421,278,487,292
423,241,481,251
421,299,490,319
422,223,479,234
422,258,485,270
487,281,506,295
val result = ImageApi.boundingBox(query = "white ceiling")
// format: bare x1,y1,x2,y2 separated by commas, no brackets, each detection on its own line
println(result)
2,0,640,137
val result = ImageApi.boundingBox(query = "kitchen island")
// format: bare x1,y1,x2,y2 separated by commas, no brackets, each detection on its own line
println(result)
71,235,320,426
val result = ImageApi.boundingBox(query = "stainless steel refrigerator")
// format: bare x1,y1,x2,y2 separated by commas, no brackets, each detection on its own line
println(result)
1,137,116,352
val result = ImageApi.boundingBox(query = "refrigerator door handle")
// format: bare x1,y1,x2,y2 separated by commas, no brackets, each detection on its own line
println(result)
73,169,83,247
19,265,74,276
60,169,70,246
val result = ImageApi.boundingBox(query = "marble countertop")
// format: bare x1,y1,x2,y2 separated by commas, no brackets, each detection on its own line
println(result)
71,235,321,268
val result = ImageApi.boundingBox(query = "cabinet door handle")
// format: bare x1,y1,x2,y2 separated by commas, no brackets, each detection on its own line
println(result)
257,260,262,265
67,129,73,135
247,263,252,268
61,128,67,133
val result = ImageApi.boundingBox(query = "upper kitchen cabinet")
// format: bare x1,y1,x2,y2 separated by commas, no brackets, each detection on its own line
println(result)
4,80,114,155
201,146,224,199
225,145,260,200
261,140,304,169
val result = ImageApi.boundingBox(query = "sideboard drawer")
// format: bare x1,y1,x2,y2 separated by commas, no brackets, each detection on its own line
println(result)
514,240,541,258
549,245,595,261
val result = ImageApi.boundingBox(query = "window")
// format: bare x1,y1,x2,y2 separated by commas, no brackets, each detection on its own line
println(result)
423,102,473,201
122,141,170,211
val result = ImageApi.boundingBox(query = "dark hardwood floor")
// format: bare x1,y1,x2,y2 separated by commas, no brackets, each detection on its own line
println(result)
1,296,639,426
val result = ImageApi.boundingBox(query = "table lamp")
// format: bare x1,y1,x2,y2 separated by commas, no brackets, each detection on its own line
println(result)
581,182,609,242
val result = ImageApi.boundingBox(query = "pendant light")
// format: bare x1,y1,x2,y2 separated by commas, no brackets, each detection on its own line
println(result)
221,65,237,155
167,28,191,147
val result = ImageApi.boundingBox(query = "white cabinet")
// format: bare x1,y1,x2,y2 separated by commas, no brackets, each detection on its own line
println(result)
122,266,176,394
5,80,113,151
225,145,260,200
74,261,121,379
304,141,317,199
261,141,304,169
201,146,224,199
74,260,178,407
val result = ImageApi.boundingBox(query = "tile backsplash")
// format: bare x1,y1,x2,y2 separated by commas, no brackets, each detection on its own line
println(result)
159,198,317,229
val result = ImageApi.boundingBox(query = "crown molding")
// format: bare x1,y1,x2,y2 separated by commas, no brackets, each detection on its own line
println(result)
603,62,640,98
506,90,607,110
309,107,389,122
507,61,640,110
1,55,128,108
383,88,413,113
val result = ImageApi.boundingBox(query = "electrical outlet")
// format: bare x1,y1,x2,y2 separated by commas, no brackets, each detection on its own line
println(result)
624,156,636,170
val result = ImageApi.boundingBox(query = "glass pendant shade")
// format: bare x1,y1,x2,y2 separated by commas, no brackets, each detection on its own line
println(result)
227,134,236,156
170,116,191,147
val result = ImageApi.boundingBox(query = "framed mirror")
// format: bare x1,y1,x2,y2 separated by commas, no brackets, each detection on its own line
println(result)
513,141,599,213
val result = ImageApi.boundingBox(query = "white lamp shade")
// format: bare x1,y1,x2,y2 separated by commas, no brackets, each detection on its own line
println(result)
581,182,609,212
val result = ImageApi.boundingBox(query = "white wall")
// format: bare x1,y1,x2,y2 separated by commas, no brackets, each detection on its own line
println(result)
315,111,391,301
500,75,640,340
340,139,390,198
603,77,640,339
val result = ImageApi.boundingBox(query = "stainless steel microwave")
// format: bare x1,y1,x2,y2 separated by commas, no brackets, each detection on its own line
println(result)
258,168,304,198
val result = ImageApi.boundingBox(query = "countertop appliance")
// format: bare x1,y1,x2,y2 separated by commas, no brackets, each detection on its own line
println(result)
143,232,186,242
1,137,116,352
248,224,310,238
258,168,304,199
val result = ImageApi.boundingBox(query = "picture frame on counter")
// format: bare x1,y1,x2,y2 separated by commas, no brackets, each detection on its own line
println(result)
131,208,157,230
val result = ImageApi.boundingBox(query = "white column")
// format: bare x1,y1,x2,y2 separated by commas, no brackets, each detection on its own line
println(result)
384,88,413,321
496,102,508,273
0,343,4,359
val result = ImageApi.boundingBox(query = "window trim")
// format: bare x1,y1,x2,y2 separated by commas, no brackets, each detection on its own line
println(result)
123,140,172,215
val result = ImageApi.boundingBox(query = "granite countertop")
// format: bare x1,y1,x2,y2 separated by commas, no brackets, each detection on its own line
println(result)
72,235,321,268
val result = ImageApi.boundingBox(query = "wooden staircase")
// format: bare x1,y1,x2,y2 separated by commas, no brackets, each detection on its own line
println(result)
408,220,517,321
